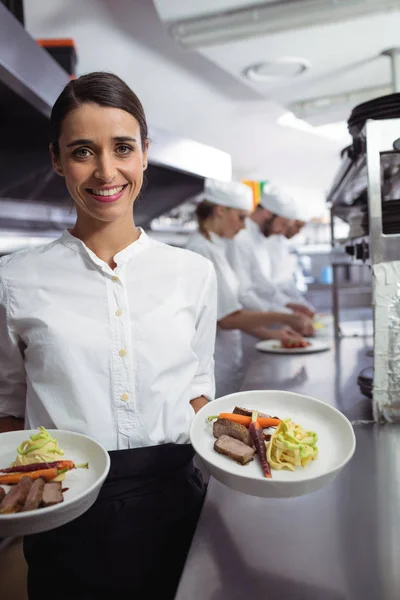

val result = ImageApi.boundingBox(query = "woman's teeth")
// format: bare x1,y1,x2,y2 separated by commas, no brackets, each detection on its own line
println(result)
90,186,125,196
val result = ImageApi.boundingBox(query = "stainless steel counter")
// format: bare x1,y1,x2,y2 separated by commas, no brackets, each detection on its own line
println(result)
176,322,400,600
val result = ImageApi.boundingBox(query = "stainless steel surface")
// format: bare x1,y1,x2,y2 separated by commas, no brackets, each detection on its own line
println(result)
148,127,231,181
364,118,400,421
175,326,400,600
0,3,69,117
366,118,400,265
240,329,373,422
330,206,341,338
178,425,400,600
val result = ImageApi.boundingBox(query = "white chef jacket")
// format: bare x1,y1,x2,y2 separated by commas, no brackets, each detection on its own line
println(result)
0,229,217,450
266,235,310,304
186,231,244,398
226,218,292,312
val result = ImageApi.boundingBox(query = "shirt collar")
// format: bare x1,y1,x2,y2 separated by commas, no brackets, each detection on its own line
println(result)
60,227,150,270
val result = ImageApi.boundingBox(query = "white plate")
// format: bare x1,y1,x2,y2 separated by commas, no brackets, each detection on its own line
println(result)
190,390,355,498
0,430,110,537
255,339,331,354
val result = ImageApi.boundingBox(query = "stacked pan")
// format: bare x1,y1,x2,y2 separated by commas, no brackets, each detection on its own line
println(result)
348,93,400,138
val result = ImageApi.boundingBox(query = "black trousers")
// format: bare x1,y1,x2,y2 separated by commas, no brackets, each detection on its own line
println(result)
23,443,206,599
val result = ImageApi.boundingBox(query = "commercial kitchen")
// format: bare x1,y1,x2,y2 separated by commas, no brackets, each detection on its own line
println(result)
1,1,400,599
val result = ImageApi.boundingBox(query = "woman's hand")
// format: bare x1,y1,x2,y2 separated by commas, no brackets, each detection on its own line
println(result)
190,396,209,413
286,314,315,337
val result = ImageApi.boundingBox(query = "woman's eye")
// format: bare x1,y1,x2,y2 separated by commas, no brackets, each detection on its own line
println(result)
73,148,90,158
116,145,133,155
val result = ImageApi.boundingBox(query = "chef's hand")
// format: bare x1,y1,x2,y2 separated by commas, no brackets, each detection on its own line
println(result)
287,314,315,337
277,326,304,343
286,303,315,319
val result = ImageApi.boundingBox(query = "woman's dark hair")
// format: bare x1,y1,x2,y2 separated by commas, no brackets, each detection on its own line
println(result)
195,200,217,240
50,72,148,158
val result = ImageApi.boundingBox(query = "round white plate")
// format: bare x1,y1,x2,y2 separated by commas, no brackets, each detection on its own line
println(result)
0,430,110,537
190,390,355,498
255,339,331,354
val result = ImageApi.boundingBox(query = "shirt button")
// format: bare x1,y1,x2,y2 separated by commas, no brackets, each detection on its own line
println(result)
112,276,119,282
115,309,123,317
119,348,127,357
121,393,129,402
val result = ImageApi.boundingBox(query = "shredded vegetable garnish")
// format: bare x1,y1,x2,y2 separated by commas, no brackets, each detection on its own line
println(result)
266,419,318,471
15,427,64,458
13,427,66,480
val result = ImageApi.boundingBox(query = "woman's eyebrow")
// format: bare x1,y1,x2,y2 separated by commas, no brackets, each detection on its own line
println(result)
66,136,137,147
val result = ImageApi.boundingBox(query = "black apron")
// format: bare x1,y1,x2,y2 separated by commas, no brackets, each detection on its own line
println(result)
23,443,205,600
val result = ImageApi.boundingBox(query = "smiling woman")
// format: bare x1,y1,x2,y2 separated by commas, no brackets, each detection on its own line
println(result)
48,73,149,266
0,72,217,599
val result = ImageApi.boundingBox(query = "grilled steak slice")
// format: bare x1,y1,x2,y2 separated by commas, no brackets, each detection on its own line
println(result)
233,406,279,420
0,476,32,514
0,487,5,503
213,418,252,446
22,477,45,512
41,481,63,507
214,435,256,465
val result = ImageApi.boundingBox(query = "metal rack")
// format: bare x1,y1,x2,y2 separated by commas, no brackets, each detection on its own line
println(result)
328,117,400,422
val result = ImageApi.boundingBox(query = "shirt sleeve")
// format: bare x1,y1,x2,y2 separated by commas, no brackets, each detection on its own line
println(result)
0,270,27,418
190,262,218,402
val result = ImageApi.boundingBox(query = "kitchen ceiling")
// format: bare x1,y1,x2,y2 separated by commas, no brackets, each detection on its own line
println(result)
23,0,399,214
154,0,400,123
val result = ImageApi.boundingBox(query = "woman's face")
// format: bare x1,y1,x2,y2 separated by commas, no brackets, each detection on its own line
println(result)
51,103,148,225
220,207,249,239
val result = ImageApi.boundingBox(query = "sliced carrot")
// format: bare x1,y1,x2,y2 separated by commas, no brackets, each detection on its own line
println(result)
208,413,281,428
0,467,59,485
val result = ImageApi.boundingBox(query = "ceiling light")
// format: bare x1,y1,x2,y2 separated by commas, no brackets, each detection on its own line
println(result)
170,0,400,49
277,112,352,144
243,57,310,82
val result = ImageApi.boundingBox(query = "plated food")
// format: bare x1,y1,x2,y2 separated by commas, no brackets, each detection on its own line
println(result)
0,428,110,537
190,390,356,498
255,339,331,355
209,407,318,479
0,427,88,515
280,338,311,349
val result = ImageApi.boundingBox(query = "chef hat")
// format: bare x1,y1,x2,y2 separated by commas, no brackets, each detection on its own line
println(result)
203,178,253,212
259,186,298,220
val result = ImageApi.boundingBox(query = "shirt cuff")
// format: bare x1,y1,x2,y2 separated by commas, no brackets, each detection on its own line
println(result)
190,378,215,403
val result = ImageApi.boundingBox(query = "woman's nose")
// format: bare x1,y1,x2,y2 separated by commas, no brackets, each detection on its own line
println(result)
94,154,117,182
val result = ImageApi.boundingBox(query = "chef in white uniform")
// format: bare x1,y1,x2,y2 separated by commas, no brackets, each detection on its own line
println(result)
186,179,312,398
227,186,315,325
267,216,313,308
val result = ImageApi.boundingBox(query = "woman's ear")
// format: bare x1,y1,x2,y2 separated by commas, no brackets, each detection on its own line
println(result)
49,143,64,177
214,205,226,219
142,139,150,171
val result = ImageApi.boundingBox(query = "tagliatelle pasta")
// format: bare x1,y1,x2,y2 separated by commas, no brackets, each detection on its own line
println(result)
267,419,318,471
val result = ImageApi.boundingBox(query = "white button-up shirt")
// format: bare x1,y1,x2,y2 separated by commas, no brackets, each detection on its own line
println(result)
186,231,243,398
0,229,217,450
227,218,292,312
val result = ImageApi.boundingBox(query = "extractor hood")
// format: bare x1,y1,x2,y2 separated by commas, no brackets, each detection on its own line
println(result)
0,4,231,234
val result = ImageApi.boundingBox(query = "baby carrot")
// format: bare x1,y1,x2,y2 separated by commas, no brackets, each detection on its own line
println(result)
0,467,59,485
208,413,280,428
249,411,272,478
0,460,87,474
